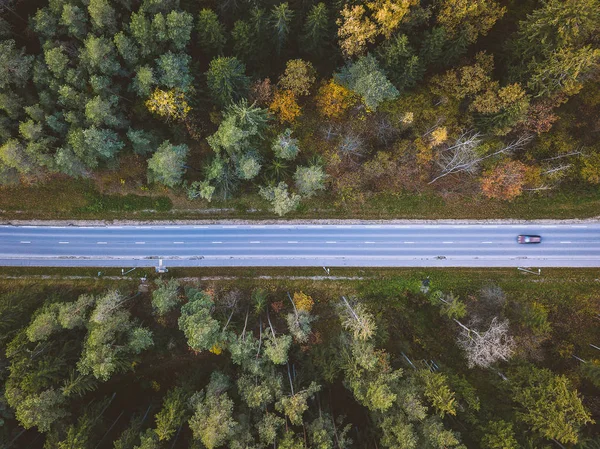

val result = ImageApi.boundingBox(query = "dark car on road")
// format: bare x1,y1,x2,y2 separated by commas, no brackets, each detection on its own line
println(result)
517,235,541,244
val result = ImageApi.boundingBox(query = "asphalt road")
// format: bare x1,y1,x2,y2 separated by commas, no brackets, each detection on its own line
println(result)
1,223,599,268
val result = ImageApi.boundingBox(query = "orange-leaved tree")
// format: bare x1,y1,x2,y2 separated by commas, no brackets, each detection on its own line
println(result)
270,89,301,124
315,80,356,119
480,160,528,200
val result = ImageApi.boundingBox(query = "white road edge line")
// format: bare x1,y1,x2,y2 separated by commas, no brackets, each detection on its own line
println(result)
443,241,454,244
560,241,572,244
288,241,298,243
173,242,184,244
250,241,260,244
326,241,336,244
212,241,222,244
20,241,31,244
97,242,107,244
404,241,415,244
481,241,493,244
59,241,69,244
364,241,376,244
135,242,145,244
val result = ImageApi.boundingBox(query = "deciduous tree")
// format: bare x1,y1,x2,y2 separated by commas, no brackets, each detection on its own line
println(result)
294,165,327,197
335,54,399,110
480,160,528,201
269,89,301,124
147,140,189,187
278,59,316,96
259,182,301,216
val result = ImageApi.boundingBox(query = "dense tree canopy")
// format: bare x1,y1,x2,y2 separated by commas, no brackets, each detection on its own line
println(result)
0,0,599,212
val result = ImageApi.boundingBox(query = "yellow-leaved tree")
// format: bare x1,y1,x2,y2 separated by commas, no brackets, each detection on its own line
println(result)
145,88,191,121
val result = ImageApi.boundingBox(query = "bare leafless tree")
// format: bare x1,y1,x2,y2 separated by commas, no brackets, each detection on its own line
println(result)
337,132,367,163
455,317,515,368
429,133,532,184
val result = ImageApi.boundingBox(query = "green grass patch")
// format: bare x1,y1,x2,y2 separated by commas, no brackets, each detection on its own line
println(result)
77,192,172,213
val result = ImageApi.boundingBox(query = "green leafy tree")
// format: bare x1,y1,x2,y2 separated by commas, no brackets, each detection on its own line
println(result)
511,365,593,444
377,34,424,92
207,100,269,156
44,46,69,78
60,4,88,39
14,388,68,432
78,291,154,381
272,128,299,160
335,54,399,110
270,3,294,55
134,428,160,449
31,8,59,41
178,289,221,352
131,66,156,97
285,309,314,344
511,0,600,99
527,46,600,98
155,51,192,91
581,360,600,388
258,413,286,446
80,127,125,167
206,57,250,106
25,304,60,342
147,140,189,187
88,0,116,32
127,128,156,155
236,152,261,180
264,333,293,364
197,9,226,56
301,3,330,56
130,11,153,56
189,373,237,449
155,387,189,441
419,370,457,418
514,0,600,59
114,32,139,66
85,95,123,128
81,35,120,76
0,40,33,88
481,420,519,449
151,278,182,316
276,382,321,425
294,165,327,198
57,294,95,329
166,11,193,51
338,297,377,342
259,182,301,216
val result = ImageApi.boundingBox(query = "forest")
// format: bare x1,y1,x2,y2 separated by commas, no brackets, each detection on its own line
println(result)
0,271,598,448
0,0,599,216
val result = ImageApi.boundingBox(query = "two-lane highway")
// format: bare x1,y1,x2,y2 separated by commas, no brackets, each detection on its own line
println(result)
1,223,599,267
